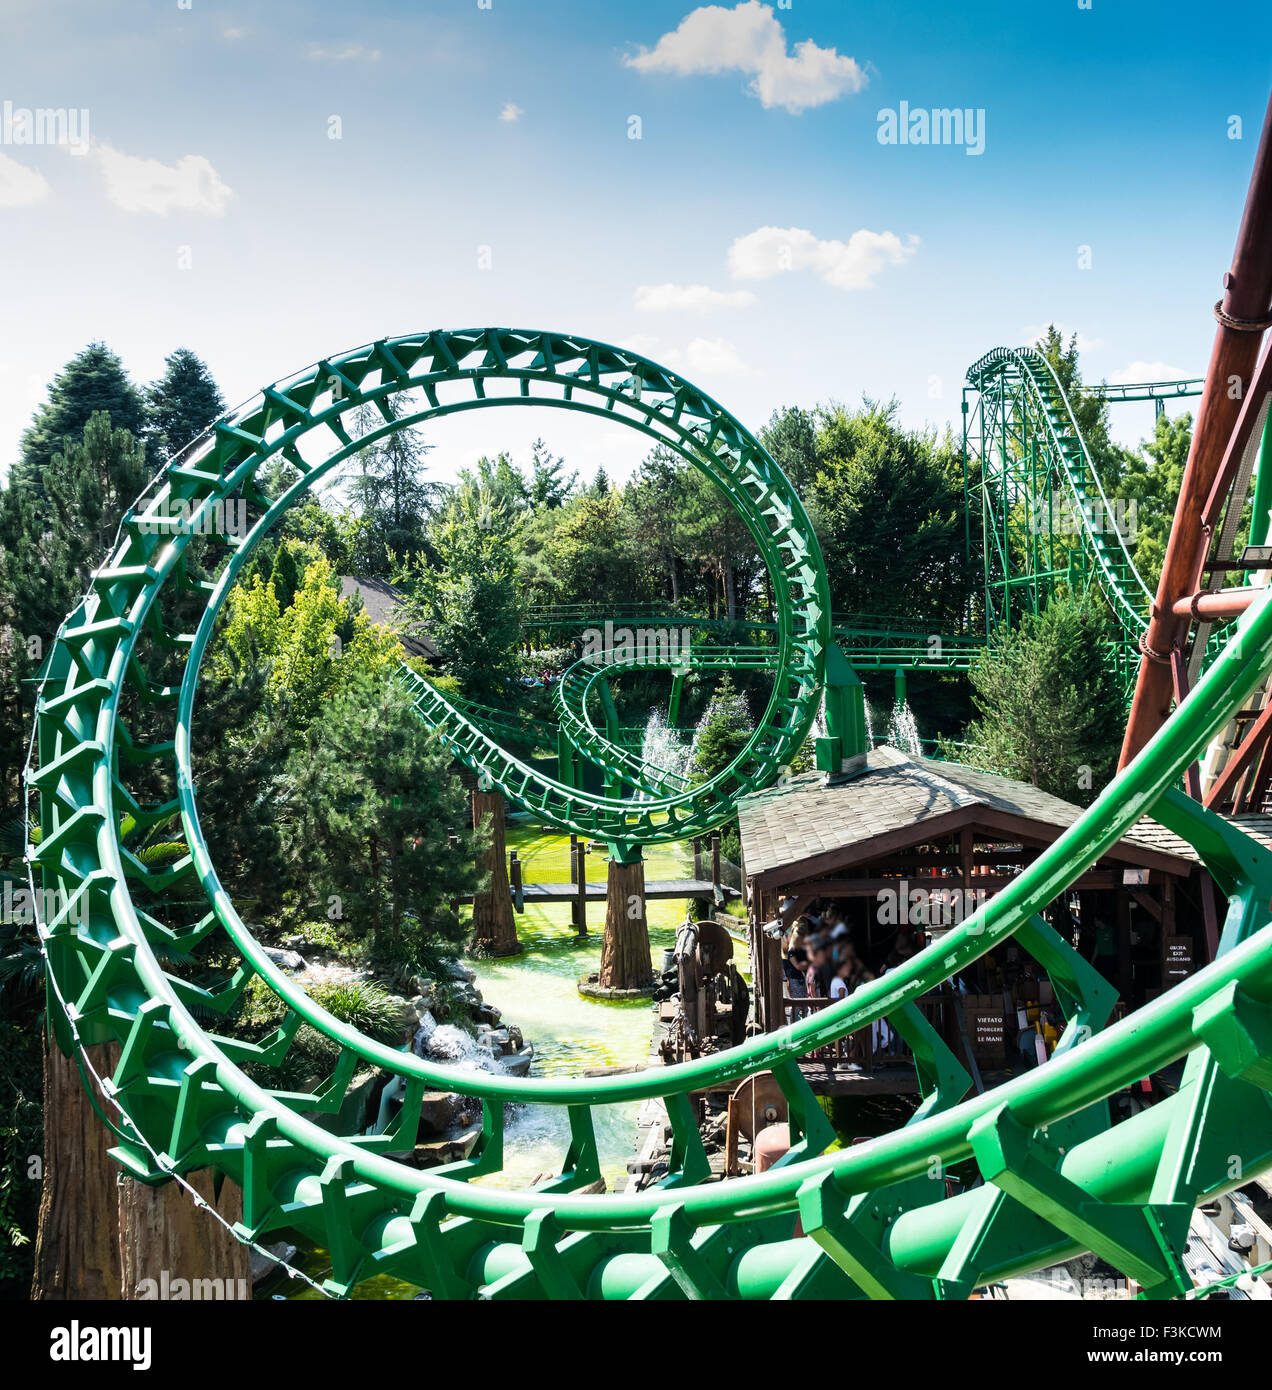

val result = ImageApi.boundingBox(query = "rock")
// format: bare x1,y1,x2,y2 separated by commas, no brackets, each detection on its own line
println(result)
417,1091,459,1137
445,960,477,984
263,946,307,971
473,1001,502,1026
413,1121,482,1168
501,1044,534,1078
485,1027,511,1051
250,1241,298,1286
507,1025,523,1050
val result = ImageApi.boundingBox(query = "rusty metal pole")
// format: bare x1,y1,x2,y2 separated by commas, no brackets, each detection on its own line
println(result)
1120,91,1272,768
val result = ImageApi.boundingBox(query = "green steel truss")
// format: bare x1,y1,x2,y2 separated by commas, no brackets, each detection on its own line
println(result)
964,347,1153,642
26,328,1272,1300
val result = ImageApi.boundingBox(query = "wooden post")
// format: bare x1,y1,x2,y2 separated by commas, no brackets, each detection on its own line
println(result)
31,1038,122,1299
117,1171,250,1299
1115,887,1133,999
574,842,588,938
599,849,652,990
470,790,521,957
509,850,523,914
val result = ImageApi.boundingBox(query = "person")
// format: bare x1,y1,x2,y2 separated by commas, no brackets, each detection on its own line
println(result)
806,936,829,997
783,945,809,1000
828,955,854,1001
787,915,813,958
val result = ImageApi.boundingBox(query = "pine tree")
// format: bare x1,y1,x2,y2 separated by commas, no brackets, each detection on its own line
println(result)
400,483,525,707
14,343,145,494
345,402,438,575
284,669,484,970
950,594,1123,804
692,673,753,783
146,348,225,463
759,405,819,496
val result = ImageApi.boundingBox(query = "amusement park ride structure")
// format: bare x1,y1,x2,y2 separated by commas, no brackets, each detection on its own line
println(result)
22,94,1272,1301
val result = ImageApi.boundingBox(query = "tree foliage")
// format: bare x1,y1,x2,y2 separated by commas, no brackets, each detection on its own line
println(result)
951,594,1123,803
811,399,974,627
283,670,483,969
146,347,225,464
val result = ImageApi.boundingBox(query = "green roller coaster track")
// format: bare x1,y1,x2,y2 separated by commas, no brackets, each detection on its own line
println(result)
27,329,1272,1301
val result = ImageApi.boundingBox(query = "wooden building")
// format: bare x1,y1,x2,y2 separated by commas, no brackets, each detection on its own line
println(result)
736,747,1213,1095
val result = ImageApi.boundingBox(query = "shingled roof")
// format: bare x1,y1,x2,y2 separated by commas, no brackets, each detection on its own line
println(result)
339,576,438,662
736,746,1198,886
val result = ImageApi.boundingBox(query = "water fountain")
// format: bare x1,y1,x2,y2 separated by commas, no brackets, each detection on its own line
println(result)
887,700,923,757
639,708,694,783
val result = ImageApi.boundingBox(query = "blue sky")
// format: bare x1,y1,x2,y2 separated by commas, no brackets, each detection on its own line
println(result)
1,0,1270,486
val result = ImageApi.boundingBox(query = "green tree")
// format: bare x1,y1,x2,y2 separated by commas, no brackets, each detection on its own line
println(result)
43,412,148,588
400,484,525,706
692,673,753,782
542,488,648,613
526,438,577,509
950,594,1123,803
345,402,439,576
811,400,973,626
14,343,146,494
0,411,147,800
146,348,225,463
1115,410,1193,591
283,670,483,969
211,544,401,727
759,405,819,497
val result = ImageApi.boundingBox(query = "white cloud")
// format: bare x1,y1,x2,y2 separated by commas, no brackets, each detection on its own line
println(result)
223,26,248,40
625,1,867,114
1109,360,1190,384
0,151,51,207
1022,323,1104,353
305,42,382,62
499,102,524,123
634,282,756,312
684,336,750,374
90,143,234,216
728,225,918,291
620,333,750,376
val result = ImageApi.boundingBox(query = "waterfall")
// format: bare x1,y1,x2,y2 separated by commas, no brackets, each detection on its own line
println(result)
864,698,875,750
887,700,922,758
640,709,693,784
411,1010,501,1073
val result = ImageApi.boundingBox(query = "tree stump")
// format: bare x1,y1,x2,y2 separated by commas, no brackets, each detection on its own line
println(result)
117,1171,250,1300
31,1038,122,1300
470,789,521,957
599,853,653,991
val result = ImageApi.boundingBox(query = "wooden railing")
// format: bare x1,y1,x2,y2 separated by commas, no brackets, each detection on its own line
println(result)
782,992,951,1073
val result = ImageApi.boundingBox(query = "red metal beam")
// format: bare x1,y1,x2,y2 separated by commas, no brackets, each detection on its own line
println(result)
1121,91,1272,767
1203,696,1272,809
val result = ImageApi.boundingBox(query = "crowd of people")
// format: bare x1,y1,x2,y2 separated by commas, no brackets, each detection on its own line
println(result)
777,901,920,1058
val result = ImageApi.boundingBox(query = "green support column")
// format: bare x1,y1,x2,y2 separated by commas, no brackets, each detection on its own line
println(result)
817,646,866,775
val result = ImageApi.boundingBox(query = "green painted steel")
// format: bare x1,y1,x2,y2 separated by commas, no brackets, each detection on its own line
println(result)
965,347,1152,640
27,328,1272,1301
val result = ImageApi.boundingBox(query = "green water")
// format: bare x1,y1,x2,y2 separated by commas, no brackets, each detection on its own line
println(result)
278,826,741,1298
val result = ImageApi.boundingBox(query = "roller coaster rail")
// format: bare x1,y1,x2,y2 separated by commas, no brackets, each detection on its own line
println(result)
26,309,1272,1300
